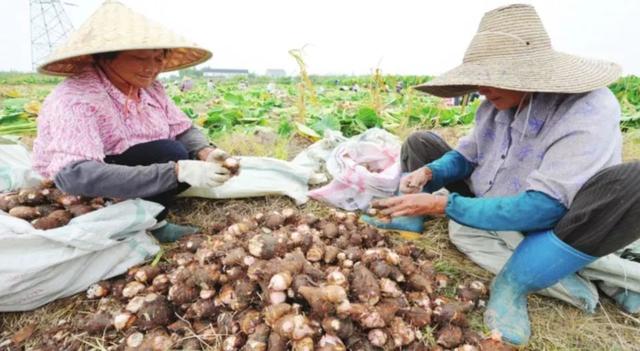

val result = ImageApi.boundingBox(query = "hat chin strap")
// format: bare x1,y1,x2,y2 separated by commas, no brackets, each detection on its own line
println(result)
515,93,534,143
97,60,141,117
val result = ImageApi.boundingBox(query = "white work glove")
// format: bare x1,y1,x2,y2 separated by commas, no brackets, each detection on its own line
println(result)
205,148,229,163
176,160,230,188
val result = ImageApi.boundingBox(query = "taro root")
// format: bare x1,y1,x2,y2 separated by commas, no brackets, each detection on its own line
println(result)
185,299,218,320
35,203,61,217
135,294,174,331
150,274,170,293
380,278,403,297
32,210,73,230
399,306,432,328
273,314,315,340
322,222,339,238
478,338,516,351
243,323,270,351
122,281,146,298
435,273,449,289
222,247,249,266
178,234,206,253
138,329,174,351
134,265,162,283
367,329,388,347
298,285,347,316
9,206,40,220
436,324,463,349
268,331,288,351
345,335,375,351
351,264,380,305
17,188,47,206
180,338,202,351
113,311,136,330
223,333,247,351
326,271,348,287
348,304,386,328
0,194,20,211
239,309,262,334
317,334,346,351
126,332,144,348
306,243,325,262
323,245,340,264
55,194,82,207
168,283,198,305
433,303,468,327
67,204,93,217
269,271,293,291
264,212,285,229
222,157,241,176
264,303,293,326
248,233,284,259
42,187,63,202
84,311,113,335
86,281,110,299
389,317,416,347
291,336,314,351
321,317,354,340
406,273,433,293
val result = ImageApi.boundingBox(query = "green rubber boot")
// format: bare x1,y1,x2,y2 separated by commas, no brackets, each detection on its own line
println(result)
612,289,640,313
150,221,199,243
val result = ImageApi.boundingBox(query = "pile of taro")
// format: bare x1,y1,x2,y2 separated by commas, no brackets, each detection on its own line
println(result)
0,180,107,229
4,203,515,350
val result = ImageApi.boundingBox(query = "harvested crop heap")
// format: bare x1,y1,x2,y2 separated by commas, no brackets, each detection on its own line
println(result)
32,208,512,350
0,180,107,229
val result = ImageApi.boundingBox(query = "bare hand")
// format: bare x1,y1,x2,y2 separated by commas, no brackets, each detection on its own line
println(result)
371,193,447,217
399,167,433,194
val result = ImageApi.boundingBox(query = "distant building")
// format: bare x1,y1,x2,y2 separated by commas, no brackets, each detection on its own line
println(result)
200,67,249,78
265,69,286,77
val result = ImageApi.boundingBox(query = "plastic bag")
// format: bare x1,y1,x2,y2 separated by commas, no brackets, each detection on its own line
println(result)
180,156,314,205
309,128,402,210
0,199,163,311
0,137,42,192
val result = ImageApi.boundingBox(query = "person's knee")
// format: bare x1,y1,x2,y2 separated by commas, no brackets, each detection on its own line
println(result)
148,139,189,162
404,131,447,152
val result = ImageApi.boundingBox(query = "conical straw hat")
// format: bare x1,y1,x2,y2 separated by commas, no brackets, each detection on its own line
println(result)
415,4,621,97
37,0,211,76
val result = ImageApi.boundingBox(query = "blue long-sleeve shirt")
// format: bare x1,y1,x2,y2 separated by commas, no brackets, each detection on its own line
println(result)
425,150,567,232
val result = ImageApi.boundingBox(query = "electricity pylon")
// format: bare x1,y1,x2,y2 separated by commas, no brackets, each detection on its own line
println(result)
30,0,75,71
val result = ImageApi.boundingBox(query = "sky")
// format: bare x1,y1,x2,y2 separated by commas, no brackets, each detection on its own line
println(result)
1,0,639,76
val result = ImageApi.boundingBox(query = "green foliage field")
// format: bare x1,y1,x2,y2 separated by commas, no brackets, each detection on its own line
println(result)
0,71,638,141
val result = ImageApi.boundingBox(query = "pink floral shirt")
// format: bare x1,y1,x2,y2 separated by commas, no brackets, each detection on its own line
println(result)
33,65,193,179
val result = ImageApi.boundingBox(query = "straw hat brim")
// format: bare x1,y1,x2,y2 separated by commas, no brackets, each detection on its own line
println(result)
414,51,622,97
38,46,211,77
36,0,212,76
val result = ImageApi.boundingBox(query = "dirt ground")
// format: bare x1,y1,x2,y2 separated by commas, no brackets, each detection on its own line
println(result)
1,127,639,350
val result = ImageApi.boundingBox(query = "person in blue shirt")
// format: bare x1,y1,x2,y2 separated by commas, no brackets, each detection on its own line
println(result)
362,4,640,346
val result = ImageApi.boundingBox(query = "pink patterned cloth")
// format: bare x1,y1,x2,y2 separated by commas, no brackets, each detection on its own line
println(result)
33,65,193,179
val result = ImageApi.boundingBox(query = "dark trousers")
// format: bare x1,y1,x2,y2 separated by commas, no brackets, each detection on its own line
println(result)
104,139,190,220
403,131,640,257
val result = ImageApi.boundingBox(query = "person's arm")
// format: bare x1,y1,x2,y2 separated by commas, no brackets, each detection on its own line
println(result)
176,126,214,158
424,150,475,192
446,190,567,232
54,160,178,198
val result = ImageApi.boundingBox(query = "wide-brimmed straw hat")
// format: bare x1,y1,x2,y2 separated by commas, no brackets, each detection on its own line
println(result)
415,4,621,97
37,0,211,76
